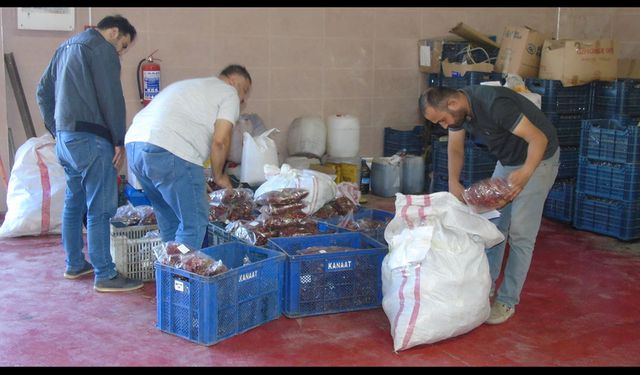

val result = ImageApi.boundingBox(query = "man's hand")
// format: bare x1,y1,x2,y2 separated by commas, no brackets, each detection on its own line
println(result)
449,179,466,202
113,146,125,170
214,174,233,190
505,167,533,201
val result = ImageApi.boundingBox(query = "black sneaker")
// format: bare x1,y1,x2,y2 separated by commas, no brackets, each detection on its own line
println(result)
63,261,94,280
94,273,143,293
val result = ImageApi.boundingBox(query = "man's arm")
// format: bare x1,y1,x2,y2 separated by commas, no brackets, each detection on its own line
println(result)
36,57,57,137
210,119,234,189
447,128,466,201
506,115,548,200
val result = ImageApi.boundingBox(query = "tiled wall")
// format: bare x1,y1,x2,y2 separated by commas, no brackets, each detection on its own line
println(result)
1,7,639,212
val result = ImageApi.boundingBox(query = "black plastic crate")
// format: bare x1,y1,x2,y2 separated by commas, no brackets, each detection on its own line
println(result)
543,179,575,223
592,79,640,117
579,117,640,164
525,78,593,114
573,193,640,241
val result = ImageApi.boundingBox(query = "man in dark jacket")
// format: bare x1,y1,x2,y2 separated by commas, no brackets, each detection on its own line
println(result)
36,15,143,292
419,85,559,324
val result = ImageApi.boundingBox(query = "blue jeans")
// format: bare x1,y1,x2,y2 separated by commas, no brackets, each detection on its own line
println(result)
125,142,208,249
487,148,560,307
56,131,118,281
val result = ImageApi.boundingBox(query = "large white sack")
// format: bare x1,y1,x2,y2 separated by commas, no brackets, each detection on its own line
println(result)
0,134,65,237
382,192,504,351
240,128,279,186
254,163,336,215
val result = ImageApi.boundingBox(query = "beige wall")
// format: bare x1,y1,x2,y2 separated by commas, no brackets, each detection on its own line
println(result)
1,7,640,212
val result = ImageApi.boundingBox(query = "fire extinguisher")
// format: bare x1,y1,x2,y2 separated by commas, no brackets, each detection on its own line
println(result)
137,49,161,106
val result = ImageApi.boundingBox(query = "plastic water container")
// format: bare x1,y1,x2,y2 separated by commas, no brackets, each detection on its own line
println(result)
401,155,425,194
287,116,326,159
370,156,402,197
327,114,360,158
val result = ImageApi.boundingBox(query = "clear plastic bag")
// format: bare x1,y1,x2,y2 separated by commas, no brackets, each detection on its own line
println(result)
208,188,255,222
154,241,228,276
254,188,309,206
112,203,141,226
462,177,512,213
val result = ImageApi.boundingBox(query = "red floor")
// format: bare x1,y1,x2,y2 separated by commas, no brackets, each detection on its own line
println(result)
1,197,639,366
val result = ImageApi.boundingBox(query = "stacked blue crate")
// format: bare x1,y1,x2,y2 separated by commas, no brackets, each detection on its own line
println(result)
573,117,640,240
430,137,497,193
591,80,640,118
428,71,503,90
525,78,594,222
543,179,576,223
383,125,426,157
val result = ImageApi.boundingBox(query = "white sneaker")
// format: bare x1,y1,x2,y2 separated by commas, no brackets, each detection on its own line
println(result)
485,301,515,325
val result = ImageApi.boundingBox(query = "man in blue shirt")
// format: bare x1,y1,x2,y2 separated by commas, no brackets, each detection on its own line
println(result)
420,85,559,325
36,15,143,292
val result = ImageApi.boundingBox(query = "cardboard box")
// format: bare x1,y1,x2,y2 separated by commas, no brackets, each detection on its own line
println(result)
494,26,546,79
539,39,618,87
449,22,500,49
418,38,463,73
441,59,493,77
617,59,640,79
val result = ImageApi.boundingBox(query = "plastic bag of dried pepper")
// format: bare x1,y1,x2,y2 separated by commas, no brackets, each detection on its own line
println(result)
462,176,513,213
254,164,337,215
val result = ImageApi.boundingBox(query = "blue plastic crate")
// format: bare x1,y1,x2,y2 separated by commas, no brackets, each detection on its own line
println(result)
155,241,285,346
432,138,496,182
427,73,439,87
267,232,387,318
207,222,234,246
557,146,579,179
440,71,498,89
543,179,575,223
124,183,151,206
545,112,585,146
431,173,448,193
383,126,426,157
576,157,640,201
207,220,344,247
573,193,640,241
592,79,640,117
432,168,489,190
525,78,593,113
579,117,640,164
321,207,394,245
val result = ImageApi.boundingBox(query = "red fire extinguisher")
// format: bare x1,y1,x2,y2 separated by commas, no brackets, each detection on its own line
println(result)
137,49,161,106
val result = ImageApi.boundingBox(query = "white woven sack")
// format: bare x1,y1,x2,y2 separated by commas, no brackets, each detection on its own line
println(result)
0,134,65,237
381,192,504,351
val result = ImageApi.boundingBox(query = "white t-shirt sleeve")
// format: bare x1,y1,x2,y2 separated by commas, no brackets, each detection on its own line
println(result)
217,91,240,125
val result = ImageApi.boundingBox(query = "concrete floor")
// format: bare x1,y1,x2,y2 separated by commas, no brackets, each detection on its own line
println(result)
0,196,639,366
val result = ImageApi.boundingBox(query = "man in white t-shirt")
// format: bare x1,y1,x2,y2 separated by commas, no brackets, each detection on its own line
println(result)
125,65,251,248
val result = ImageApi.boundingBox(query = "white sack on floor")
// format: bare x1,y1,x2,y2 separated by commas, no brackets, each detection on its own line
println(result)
381,192,505,351
0,134,65,237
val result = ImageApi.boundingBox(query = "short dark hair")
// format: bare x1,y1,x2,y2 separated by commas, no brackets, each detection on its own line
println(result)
97,15,137,42
418,86,458,115
220,64,252,84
